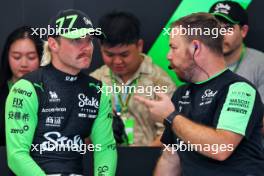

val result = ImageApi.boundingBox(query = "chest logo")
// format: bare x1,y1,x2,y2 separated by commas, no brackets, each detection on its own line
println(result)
49,91,60,102
182,90,190,99
200,89,218,106
201,89,218,99
78,93,99,109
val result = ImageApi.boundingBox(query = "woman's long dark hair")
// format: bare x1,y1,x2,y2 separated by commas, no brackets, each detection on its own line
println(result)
0,26,43,88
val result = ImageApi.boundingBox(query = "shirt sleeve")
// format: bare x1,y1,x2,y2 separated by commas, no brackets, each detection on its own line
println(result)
5,79,46,176
217,82,256,137
90,82,117,176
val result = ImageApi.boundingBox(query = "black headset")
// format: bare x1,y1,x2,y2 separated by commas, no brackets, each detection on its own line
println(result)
194,44,198,50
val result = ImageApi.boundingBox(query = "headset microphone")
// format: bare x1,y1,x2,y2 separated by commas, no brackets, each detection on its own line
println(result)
168,66,173,70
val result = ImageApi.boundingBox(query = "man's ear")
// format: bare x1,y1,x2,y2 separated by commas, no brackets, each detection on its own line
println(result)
190,40,200,55
48,37,60,52
136,39,144,53
240,25,249,39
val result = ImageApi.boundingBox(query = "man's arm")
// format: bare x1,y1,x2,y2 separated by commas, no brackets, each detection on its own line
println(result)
135,94,242,160
136,82,257,161
152,65,176,147
90,83,117,176
171,115,242,161
5,79,46,176
154,150,181,176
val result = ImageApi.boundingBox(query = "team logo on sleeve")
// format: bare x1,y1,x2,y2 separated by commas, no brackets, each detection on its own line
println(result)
231,90,251,97
8,111,29,122
227,91,251,115
12,98,23,108
12,88,32,97
10,125,29,134
229,99,249,108
98,166,109,175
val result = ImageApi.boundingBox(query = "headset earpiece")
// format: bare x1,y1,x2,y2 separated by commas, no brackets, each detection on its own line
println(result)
194,44,198,50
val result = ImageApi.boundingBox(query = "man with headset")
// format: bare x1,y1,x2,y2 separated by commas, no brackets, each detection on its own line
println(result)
136,12,264,176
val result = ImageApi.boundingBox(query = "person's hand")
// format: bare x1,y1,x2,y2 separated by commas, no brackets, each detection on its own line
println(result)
134,93,175,123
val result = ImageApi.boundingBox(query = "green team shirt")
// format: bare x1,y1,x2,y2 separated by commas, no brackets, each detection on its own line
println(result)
161,69,264,176
5,65,117,175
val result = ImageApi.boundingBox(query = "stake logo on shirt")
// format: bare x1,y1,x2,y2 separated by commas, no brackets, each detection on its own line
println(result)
78,93,99,108
40,131,83,151
200,89,218,106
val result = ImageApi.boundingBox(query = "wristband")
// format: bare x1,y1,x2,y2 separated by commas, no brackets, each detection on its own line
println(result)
163,110,180,128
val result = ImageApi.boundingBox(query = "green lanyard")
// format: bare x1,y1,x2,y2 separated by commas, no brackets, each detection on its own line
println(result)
233,44,246,73
110,70,139,114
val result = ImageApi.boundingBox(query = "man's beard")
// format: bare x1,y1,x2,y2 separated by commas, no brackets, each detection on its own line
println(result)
177,62,196,83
